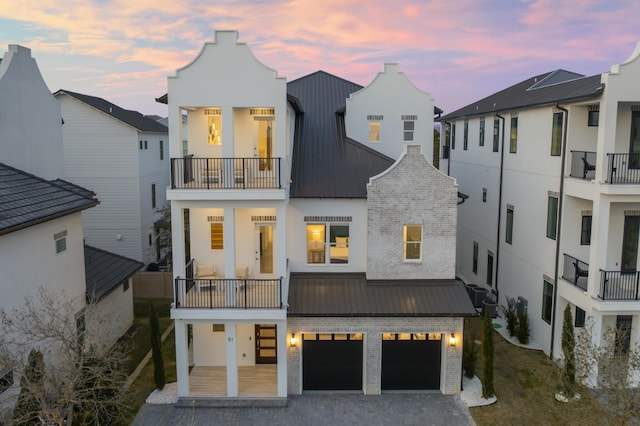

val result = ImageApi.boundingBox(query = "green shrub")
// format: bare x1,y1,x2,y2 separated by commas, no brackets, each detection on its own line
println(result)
149,302,165,390
463,332,478,379
481,308,495,398
516,309,530,345
504,305,518,337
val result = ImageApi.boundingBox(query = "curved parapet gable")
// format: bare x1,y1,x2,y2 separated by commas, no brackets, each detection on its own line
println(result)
345,63,435,163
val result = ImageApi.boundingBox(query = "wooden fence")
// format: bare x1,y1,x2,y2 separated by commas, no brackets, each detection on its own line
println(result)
133,272,173,298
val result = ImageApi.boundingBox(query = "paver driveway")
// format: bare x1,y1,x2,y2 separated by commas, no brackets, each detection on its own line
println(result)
132,392,475,426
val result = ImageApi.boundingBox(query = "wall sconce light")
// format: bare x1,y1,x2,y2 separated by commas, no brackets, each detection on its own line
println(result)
289,334,298,347
449,333,457,347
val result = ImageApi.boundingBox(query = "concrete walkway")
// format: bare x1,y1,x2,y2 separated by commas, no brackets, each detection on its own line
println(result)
132,392,475,426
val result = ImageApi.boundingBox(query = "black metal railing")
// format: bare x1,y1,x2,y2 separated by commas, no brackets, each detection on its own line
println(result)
171,157,281,189
599,270,640,300
569,150,596,180
562,253,589,291
174,277,283,309
606,153,640,184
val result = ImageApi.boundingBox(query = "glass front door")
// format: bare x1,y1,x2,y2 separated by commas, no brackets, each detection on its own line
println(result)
255,224,274,275
258,120,273,171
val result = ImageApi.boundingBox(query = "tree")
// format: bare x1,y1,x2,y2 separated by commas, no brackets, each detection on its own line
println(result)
154,202,172,266
149,302,165,390
516,309,530,345
463,331,478,379
574,319,640,423
433,126,440,170
559,304,576,399
12,349,44,425
0,288,130,425
481,308,495,398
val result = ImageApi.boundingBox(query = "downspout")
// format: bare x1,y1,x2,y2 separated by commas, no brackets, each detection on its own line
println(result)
494,113,505,301
549,104,569,359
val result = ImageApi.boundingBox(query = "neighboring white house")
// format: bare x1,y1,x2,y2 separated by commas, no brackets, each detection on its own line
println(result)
54,90,169,265
440,41,640,384
163,30,475,404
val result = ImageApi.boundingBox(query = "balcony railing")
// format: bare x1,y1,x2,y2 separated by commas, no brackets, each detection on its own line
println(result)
606,153,640,184
599,270,640,300
171,157,281,189
569,151,596,180
174,277,283,309
562,253,589,291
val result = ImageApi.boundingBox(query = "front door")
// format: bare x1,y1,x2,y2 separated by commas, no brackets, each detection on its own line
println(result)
257,120,273,172
629,111,640,169
255,224,274,276
255,324,277,364
621,216,640,273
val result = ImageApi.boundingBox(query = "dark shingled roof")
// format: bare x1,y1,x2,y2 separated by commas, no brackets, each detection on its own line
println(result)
288,273,478,317
0,163,99,235
55,89,168,133
84,245,143,300
441,69,604,120
287,71,394,198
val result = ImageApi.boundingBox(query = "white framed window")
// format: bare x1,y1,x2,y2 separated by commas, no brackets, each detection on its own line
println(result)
403,225,422,261
306,222,350,264
210,223,223,250
403,120,415,141
369,121,381,142
54,230,67,254
205,108,222,145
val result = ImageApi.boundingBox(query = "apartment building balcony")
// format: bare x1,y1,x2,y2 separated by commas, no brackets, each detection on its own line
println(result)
171,157,281,190
174,277,283,309
562,253,589,291
570,151,640,184
599,270,640,301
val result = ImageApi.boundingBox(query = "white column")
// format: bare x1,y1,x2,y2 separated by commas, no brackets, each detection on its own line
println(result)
175,320,190,397
588,196,611,296
224,206,236,305
222,106,234,158
277,320,287,397
226,322,238,396
171,203,186,275
276,203,287,302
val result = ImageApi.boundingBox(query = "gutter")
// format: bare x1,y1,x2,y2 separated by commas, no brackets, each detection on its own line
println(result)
494,113,506,301
549,104,569,359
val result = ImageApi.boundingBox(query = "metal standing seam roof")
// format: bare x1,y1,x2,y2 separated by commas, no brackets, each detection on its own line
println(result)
441,69,604,121
84,245,143,301
288,273,478,317
54,89,168,133
0,163,99,235
287,71,395,198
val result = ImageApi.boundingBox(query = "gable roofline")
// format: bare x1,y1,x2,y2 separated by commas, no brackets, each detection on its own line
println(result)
84,244,143,301
54,89,168,133
440,70,604,121
0,163,99,235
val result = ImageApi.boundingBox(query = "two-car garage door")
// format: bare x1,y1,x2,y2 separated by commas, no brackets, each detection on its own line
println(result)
301,333,441,391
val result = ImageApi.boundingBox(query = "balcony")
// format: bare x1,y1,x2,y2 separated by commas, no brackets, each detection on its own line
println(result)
562,253,589,291
599,270,640,300
171,157,281,190
174,278,283,309
606,153,640,184
569,151,596,181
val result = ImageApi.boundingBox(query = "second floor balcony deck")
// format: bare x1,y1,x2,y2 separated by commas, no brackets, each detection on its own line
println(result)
171,157,282,190
570,151,640,184
174,277,284,309
563,253,640,301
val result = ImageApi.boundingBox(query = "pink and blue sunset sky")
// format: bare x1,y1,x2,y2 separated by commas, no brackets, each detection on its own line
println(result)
1,0,639,116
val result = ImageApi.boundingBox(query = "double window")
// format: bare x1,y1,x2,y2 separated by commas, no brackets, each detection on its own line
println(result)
368,115,383,142
306,223,350,264
403,225,422,261
403,120,415,141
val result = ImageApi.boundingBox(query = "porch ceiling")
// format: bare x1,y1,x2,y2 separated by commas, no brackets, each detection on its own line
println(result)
287,272,477,317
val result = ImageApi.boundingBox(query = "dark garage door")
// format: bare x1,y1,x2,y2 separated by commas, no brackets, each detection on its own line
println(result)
302,333,363,390
381,333,441,390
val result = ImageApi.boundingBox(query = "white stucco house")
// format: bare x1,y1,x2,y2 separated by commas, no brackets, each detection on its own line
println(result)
162,30,475,404
440,42,640,385
54,90,169,265
0,44,142,420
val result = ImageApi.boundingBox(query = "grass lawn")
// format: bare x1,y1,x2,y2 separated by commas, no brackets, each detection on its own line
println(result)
466,317,612,426
117,298,176,425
